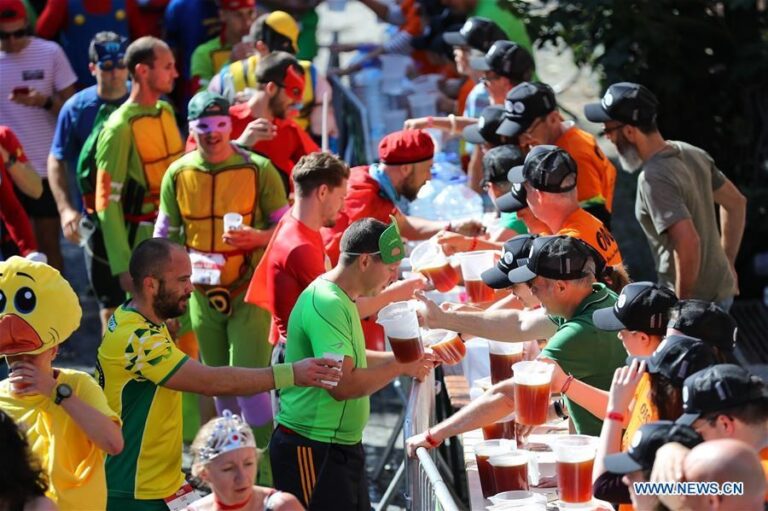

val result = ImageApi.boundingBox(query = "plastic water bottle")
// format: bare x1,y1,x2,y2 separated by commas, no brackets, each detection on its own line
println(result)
352,66,386,156
433,181,484,221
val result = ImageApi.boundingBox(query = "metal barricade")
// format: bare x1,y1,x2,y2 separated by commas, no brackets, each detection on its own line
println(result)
403,372,461,511
327,73,374,166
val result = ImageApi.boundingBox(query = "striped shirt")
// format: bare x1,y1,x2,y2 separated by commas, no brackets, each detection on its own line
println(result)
0,37,77,177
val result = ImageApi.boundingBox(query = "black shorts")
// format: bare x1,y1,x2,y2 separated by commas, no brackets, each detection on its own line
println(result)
270,425,370,511
19,179,59,219
83,224,126,309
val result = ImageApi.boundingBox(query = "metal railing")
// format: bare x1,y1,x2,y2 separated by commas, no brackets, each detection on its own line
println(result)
327,73,374,166
403,372,461,511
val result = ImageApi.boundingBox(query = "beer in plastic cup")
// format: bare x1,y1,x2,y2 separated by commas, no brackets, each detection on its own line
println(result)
376,301,423,363
321,352,344,387
474,440,515,499
488,341,525,384
481,412,517,443
512,361,554,426
459,251,495,303
422,328,465,365
410,240,459,292
554,435,597,505
8,361,30,393
489,490,547,510
488,451,538,493
223,212,243,232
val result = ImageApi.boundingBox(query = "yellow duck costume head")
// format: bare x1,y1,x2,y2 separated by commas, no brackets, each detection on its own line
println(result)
0,256,82,356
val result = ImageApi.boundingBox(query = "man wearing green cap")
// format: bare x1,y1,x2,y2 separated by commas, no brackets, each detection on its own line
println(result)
155,90,289,483
271,217,435,510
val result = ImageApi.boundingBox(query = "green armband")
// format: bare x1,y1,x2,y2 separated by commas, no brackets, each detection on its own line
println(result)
272,363,294,389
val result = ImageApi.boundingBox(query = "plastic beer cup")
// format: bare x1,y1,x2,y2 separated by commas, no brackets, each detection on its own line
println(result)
474,440,515,499
410,240,459,292
488,341,525,384
376,301,423,363
459,251,496,303
554,435,597,506
512,361,554,426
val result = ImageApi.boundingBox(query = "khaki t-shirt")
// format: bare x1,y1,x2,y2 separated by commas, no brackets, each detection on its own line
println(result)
635,141,736,302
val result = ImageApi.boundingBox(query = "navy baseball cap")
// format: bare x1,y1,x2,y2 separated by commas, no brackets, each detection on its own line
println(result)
463,105,506,146
630,334,718,386
604,421,702,474
507,145,577,193
584,82,659,126
469,40,535,82
443,17,507,53
592,282,678,335
676,364,768,426
481,234,537,289
507,235,595,284
497,82,557,138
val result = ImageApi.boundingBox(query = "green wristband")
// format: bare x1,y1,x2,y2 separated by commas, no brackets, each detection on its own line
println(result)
272,363,294,389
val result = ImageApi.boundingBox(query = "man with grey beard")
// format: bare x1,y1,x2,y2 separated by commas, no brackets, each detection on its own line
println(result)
584,83,746,310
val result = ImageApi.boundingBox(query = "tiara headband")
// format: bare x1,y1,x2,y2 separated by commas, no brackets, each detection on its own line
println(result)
197,410,256,464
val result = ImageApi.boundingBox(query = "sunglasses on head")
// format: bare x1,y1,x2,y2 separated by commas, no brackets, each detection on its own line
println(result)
98,59,127,71
0,27,28,40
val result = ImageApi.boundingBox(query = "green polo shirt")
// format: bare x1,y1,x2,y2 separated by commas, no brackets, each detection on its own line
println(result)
277,278,369,445
541,283,628,436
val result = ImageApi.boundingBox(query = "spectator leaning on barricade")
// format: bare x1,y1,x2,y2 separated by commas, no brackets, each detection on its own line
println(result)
584,82,747,308
190,51,320,197
209,11,337,139
0,0,77,270
96,238,341,511
271,218,435,510
499,144,629,292
408,235,628,452
156,90,289,483
0,257,123,510
189,0,255,92
321,129,484,265
47,31,131,332
94,35,183,296
498,81,617,227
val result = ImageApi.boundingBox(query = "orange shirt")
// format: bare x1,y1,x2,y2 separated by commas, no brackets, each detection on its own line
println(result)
556,125,617,212
622,373,658,451
761,450,768,502
557,208,623,266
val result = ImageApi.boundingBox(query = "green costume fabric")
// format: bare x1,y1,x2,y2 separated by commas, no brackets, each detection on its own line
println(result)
295,9,319,61
470,0,533,55
540,283,628,436
95,100,183,276
190,36,232,90
277,278,369,445
500,212,529,234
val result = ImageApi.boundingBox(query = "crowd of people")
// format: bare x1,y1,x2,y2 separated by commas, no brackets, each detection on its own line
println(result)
0,0,763,510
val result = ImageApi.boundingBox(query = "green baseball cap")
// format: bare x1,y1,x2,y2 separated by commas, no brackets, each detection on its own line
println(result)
187,91,230,121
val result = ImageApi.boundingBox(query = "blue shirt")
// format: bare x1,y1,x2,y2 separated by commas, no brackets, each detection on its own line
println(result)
463,82,490,154
164,0,221,81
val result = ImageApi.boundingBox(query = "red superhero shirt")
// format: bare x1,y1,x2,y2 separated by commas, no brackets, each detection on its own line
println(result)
0,127,37,256
185,102,320,193
245,210,330,342
320,166,397,266
36,0,168,40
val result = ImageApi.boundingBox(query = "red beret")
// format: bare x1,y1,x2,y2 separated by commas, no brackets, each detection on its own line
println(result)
220,0,255,10
378,129,435,165
0,0,26,22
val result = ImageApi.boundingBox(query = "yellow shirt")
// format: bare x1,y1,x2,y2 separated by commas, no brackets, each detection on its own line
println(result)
0,369,120,510
622,373,659,451
96,303,189,500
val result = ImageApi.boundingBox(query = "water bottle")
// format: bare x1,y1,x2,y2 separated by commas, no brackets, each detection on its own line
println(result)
78,216,96,247
433,181,484,221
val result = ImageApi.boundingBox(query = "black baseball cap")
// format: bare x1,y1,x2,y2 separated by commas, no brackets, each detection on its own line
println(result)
482,144,524,185
604,421,703,474
443,17,507,53
592,282,678,335
676,364,768,426
496,82,557,138
507,235,595,283
494,181,527,213
469,41,535,82
630,334,718,386
668,299,738,353
507,145,577,193
481,234,537,289
463,105,506,146
584,82,659,126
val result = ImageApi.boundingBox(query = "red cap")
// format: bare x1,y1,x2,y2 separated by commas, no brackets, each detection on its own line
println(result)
378,129,435,165
219,0,255,10
0,0,26,23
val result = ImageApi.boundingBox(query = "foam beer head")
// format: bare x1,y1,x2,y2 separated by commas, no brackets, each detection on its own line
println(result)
376,301,420,339
553,435,596,463
512,360,554,386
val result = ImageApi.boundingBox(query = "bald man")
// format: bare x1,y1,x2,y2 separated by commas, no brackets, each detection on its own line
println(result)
682,439,765,511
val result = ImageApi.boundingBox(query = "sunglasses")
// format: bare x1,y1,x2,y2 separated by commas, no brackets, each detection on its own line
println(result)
98,59,127,71
0,28,27,40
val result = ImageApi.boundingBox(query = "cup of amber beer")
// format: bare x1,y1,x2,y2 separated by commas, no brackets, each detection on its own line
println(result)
474,440,514,498
481,412,517,442
488,341,524,384
488,450,539,493
422,328,466,365
554,435,597,506
459,251,496,303
410,240,460,292
376,301,423,363
512,361,554,426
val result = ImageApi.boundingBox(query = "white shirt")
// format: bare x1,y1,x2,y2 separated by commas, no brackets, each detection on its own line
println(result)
0,37,77,178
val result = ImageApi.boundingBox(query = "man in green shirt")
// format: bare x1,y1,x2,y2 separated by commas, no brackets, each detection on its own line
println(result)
271,218,435,510
406,235,627,455
155,90,288,483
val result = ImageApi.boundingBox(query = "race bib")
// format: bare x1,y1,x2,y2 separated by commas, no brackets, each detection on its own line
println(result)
189,250,225,286
164,483,204,511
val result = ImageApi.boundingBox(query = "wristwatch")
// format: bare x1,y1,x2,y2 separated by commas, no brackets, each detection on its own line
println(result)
54,383,73,405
